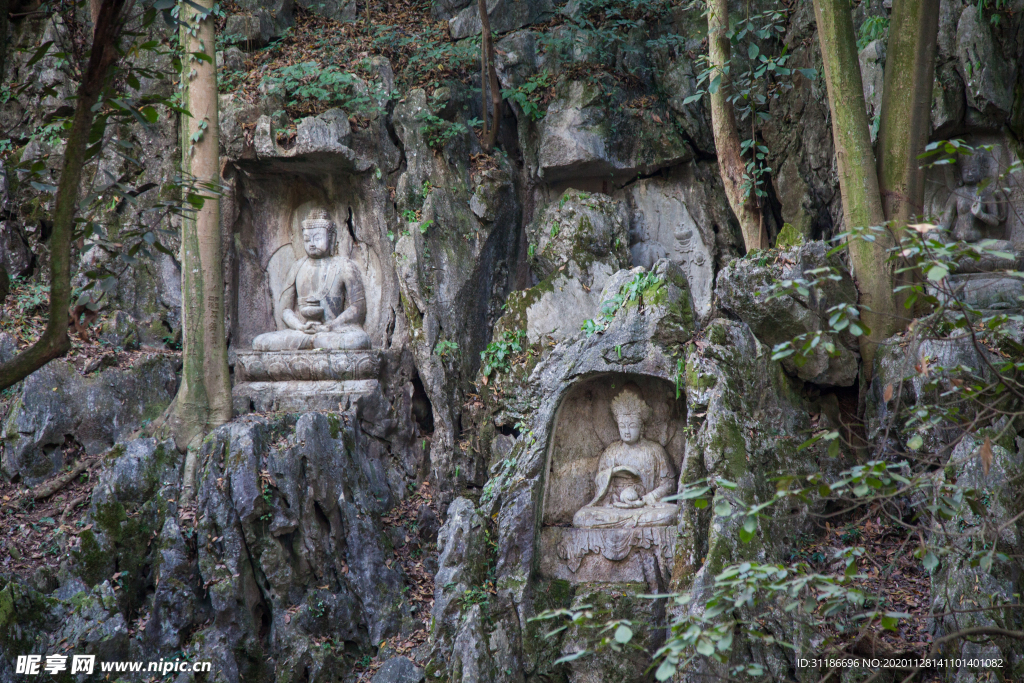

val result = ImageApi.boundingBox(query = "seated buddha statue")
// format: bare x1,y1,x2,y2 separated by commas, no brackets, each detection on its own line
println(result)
573,387,679,529
252,208,371,352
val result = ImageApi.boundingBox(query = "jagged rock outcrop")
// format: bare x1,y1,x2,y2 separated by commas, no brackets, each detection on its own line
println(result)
716,242,861,387
1,355,179,485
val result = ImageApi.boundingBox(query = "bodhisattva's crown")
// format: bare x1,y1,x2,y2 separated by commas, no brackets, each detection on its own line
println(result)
610,387,652,423
302,208,335,233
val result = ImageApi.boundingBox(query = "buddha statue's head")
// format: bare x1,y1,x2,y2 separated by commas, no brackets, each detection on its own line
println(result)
610,387,651,445
959,150,992,186
301,208,336,259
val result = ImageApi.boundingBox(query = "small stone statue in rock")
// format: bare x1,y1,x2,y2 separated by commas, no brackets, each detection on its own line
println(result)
939,151,1008,243
253,208,371,351
573,386,678,529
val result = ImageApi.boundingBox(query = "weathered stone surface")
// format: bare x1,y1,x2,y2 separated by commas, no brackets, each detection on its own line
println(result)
956,5,1016,118
626,175,719,321
390,87,521,508
252,111,371,170
523,261,613,344
235,349,381,381
527,189,631,280
858,39,885,132
931,62,966,134
448,0,553,40
1,356,178,484
432,497,490,634
225,0,294,48
657,55,715,155
534,80,692,181
558,584,664,683
866,332,990,454
373,656,424,683
57,410,426,682
929,435,1024,677
296,0,356,22
0,220,33,278
716,242,860,387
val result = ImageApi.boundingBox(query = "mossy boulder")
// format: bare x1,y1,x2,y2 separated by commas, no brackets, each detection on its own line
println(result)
526,189,631,281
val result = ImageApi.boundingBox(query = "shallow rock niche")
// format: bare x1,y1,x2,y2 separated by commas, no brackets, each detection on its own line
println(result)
227,163,401,413
539,374,685,585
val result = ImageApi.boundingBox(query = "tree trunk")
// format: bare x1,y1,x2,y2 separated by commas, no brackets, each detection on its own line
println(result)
708,0,766,252
813,0,899,378
167,0,231,448
0,0,128,392
876,0,939,227
479,0,500,152
1,0,9,86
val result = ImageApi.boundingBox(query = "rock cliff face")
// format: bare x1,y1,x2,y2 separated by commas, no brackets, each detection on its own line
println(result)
1,0,1024,681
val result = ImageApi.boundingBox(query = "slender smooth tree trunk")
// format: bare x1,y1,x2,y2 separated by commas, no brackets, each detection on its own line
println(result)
479,0,500,152
168,0,231,448
813,0,899,378
876,0,939,226
0,0,128,392
708,0,766,252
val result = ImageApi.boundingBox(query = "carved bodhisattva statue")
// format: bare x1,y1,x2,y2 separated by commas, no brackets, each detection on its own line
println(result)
573,388,679,529
940,152,1008,244
253,208,371,351
937,152,1022,274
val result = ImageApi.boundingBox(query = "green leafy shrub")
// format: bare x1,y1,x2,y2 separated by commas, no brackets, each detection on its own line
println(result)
434,339,459,358
481,330,527,377
856,16,889,50
501,71,554,121
416,110,467,150
582,271,664,336
260,61,386,116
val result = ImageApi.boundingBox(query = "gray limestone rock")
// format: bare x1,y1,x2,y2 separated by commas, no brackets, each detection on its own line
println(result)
534,80,692,181
97,310,141,351
296,0,356,22
931,62,966,134
527,189,631,280
657,56,715,155
448,0,553,40
373,657,424,683
928,434,1024,674
1,356,178,484
866,331,991,454
626,174,720,322
716,242,860,387
0,220,33,279
956,4,1015,118
226,0,294,49
523,261,614,344
432,497,490,635
858,39,886,133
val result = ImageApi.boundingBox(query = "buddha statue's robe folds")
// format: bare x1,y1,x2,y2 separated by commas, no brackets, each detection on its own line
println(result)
573,439,678,529
252,254,370,351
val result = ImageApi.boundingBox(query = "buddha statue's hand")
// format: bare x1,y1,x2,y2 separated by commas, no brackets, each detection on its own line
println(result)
641,492,661,506
612,499,643,509
300,321,322,334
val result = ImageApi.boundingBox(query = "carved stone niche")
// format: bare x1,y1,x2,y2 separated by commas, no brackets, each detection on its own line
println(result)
539,374,686,584
233,199,385,412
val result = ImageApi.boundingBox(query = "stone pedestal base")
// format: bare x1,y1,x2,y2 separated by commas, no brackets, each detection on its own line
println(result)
235,349,381,382
233,379,380,413
232,349,382,413
539,527,677,583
